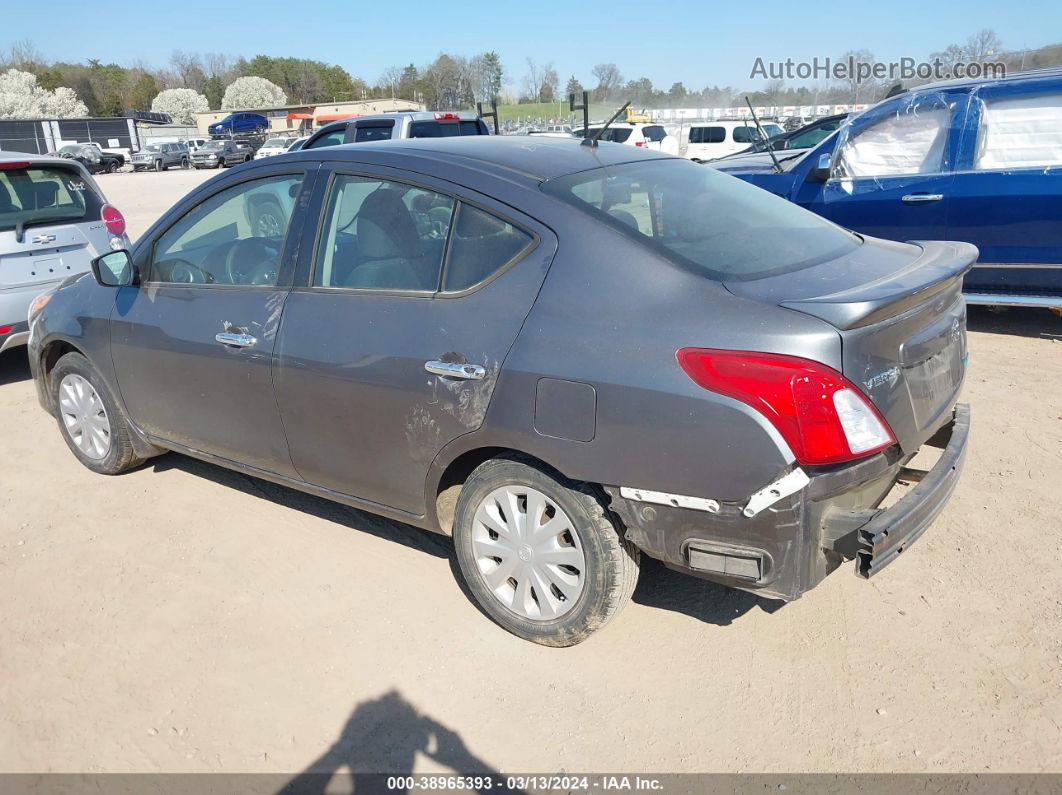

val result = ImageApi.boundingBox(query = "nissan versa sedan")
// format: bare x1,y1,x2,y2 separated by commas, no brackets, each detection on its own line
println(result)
28,137,972,646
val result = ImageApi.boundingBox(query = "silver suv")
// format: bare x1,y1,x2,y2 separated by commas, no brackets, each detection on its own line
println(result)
301,111,490,150
0,152,129,354
131,143,190,172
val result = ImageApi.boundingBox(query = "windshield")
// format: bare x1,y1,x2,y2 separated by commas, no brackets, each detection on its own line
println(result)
200,142,223,151
263,138,288,148
542,159,860,281
0,164,101,232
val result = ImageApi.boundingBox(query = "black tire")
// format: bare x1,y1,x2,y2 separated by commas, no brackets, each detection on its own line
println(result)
181,157,190,169
452,455,640,646
106,160,119,173
154,158,164,172
50,352,145,476
217,158,226,168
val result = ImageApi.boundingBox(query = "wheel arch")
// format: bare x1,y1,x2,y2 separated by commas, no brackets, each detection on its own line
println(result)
39,338,87,411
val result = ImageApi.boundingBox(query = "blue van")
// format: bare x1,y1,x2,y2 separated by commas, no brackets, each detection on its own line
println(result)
207,112,269,137
714,68,1062,308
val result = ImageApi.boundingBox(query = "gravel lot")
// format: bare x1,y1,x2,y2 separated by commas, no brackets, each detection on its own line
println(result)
1,168,1060,775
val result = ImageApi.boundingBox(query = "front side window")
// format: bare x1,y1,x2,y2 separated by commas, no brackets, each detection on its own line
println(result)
306,129,346,149
974,91,1062,170
834,96,952,178
314,176,454,290
150,174,303,286
543,158,859,282
732,126,759,143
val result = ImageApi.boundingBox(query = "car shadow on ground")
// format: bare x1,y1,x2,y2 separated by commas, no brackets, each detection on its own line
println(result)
154,454,777,628
279,689,518,794
0,348,31,386
966,306,1062,340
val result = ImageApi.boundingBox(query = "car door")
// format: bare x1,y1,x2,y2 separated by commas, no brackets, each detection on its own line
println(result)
273,165,557,516
110,164,317,475
946,78,1062,299
818,91,968,241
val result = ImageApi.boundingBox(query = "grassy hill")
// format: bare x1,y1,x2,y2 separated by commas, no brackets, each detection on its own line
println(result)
491,101,618,124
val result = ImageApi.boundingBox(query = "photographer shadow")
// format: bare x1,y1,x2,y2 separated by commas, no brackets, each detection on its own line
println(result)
280,689,520,795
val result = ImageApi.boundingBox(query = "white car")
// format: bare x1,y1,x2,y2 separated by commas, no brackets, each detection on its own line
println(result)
255,137,299,159
577,123,678,155
0,151,130,353
684,121,784,161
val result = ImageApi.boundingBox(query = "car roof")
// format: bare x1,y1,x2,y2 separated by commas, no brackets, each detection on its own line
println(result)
1,150,83,166
901,65,1062,95
288,135,673,182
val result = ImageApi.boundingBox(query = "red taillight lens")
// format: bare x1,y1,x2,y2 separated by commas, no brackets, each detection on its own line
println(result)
676,348,896,466
0,161,30,170
634,140,646,147
0,325,12,335
101,204,125,236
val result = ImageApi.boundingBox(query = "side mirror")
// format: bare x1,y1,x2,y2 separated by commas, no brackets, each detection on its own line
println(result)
91,249,137,287
807,152,832,183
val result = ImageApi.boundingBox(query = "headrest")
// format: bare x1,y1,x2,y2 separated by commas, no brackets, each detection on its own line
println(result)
356,189,419,259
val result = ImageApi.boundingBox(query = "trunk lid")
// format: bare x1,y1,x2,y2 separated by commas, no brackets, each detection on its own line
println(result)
725,237,976,453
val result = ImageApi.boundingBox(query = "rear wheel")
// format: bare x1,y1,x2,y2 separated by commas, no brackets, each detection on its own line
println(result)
452,455,640,646
51,353,144,475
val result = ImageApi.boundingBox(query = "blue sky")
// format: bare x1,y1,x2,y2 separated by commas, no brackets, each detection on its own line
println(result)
4,0,1060,91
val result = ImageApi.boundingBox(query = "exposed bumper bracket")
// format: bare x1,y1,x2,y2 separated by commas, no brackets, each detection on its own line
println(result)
742,468,810,518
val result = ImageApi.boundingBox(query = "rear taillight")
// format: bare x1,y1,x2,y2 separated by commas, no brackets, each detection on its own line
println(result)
676,348,896,466
634,141,646,147
101,204,125,236
0,325,12,335
434,112,460,121
0,161,30,170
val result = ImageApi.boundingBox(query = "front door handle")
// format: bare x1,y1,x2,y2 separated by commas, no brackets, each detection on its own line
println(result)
901,193,944,203
215,331,257,348
425,360,486,380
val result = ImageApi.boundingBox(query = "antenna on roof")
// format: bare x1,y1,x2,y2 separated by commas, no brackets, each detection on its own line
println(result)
476,98,500,135
584,101,631,148
570,90,590,138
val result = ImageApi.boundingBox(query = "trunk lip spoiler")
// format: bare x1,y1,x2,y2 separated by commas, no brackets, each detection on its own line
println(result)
778,240,978,330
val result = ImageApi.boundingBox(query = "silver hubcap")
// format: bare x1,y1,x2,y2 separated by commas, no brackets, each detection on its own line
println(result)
58,374,111,460
472,485,586,621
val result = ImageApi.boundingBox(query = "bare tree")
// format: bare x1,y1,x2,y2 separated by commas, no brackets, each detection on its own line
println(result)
591,63,623,101
965,29,1003,62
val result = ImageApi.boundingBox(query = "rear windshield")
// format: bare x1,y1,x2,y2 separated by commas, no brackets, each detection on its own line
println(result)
541,159,860,281
408,120,487,138
0,164,101,232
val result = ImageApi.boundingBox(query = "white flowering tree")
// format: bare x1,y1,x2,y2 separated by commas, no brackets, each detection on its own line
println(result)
151,88,209,125
221,76,287,110
0,69,88,118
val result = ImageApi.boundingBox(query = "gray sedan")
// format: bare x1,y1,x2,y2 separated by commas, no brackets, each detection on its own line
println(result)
26,137,971,645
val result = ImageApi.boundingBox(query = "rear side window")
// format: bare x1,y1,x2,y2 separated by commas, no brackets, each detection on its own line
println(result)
587,128,633,143
974,92,1062,170
460,120,486,135
543,159,860,282
0,165,101,231
689,127,724,144
306,129,346,149
443,205,534,292
314,175,454,290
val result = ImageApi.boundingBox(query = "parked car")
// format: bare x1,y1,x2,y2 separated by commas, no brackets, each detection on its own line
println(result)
285,136,310,153
191,140,252,169
183,137,209,153
27,137,971,646
726,114,850,157
51,143,125,175
1,151,129,354
684,120,784,161
301,111,490,151
255,137,299,159
574,122,679,155
714,69,1062,308
208,112,268,137
131,143,189,172
527,125,574,138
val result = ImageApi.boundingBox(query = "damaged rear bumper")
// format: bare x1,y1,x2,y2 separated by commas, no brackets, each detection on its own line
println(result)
605,404,970,601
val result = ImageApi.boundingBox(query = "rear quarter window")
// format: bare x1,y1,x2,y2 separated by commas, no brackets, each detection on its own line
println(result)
690,127,724,144
0,165,101,231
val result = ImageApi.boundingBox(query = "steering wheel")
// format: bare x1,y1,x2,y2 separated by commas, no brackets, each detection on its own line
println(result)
160,257,212,284
223,237,280,285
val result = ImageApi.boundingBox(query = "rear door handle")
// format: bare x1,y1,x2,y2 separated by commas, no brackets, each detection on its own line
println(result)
901,193,944,203
215,332,257,348
425,360,486,380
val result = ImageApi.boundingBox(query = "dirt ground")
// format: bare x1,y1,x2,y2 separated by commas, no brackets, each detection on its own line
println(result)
0,169,1060,775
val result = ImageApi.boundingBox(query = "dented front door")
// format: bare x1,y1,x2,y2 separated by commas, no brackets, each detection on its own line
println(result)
273,166,557,516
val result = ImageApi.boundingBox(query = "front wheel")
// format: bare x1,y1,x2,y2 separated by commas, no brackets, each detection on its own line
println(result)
51,352,145,475
452,455,640,646
181,157,190,169
217,158,226,168
154,159,164,172
107,161,120,173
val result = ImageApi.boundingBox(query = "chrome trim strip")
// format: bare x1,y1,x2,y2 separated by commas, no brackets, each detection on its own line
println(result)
964,293,1062,308
972,262,1062,270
